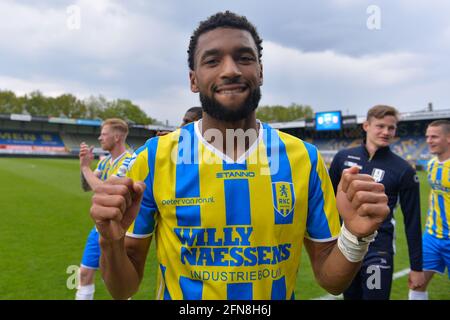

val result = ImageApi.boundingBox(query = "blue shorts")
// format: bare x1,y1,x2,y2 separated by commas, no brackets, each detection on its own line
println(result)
81,227,100,269
423,232,450,279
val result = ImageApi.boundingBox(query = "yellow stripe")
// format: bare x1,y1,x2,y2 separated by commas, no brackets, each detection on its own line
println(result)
126,149,149,235
278,132,314,299
315,151,341,238
153,130,186,299
248,141,277,299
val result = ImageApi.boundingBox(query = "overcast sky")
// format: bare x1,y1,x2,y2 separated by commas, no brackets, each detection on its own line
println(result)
1,0,449,125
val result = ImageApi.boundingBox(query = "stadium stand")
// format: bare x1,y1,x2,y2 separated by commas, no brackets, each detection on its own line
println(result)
0,129,67,155
0,113,174,158
272,109,450,168
1,109,448,166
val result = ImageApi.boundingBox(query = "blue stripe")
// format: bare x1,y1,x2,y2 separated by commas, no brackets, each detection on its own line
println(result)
175,124,201,226
428,160,435,181
224,179,251,225
271,276,287,300
135,140,150,155
304,142,332,239
431,194,438,235
438,194,449,237
101,156,112,180
159,264,171,300
98,158,106,170
101,167,108,181
223,162,247,170
425,207,432,231
262,123,294,225
179,276,203,300
227,283,252,300
436,166,443,181
263,123,289,182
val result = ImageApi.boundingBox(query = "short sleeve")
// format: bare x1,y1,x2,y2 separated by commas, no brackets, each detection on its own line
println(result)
125,139,159,238
94,157,105,176
304,143,341,242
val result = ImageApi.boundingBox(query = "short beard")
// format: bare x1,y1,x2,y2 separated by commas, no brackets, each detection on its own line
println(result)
200,87,261,122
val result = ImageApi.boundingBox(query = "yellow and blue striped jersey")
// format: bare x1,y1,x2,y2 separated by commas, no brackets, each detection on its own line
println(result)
125,121,340,300
95,151,132,180
426,157,450,239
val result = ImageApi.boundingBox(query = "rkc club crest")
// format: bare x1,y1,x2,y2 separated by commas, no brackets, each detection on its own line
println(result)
272,182,295,218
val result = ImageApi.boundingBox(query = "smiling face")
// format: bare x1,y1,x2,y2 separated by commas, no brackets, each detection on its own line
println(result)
189,27,263,122
426,125,450,157
363,115,397,149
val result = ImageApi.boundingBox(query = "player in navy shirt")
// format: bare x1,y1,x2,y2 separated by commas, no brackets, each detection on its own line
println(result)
329,105,425,300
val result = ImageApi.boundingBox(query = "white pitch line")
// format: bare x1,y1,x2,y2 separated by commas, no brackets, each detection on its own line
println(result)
312,268,411,300
393,268,411,280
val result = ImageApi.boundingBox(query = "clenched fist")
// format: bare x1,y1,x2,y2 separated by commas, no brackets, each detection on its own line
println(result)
90,177,146,241
336,166,390,238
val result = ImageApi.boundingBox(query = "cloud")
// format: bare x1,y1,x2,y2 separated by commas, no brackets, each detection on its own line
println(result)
331,0,365,7
0,74,118,100
264,41,424,87
260,41,430,112
0,0,186,63
1,1,449,124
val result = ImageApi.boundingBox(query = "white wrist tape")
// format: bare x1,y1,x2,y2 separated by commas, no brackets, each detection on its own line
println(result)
337,223,377,263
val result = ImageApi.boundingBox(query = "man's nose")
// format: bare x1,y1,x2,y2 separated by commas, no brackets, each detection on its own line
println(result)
220,56,242,79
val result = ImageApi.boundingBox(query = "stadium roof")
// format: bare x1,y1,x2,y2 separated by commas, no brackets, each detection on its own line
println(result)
269,109,450,129
0,113,177,131
2,108,449,131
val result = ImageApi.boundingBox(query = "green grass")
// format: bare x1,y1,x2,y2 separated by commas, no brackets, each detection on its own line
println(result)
0,158,448,300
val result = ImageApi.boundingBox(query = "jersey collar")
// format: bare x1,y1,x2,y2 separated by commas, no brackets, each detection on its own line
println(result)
110,150,128,166
361,139,391,160
194,119,263,164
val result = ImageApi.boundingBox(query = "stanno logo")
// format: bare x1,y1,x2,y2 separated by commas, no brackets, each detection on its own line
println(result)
216,171,256,179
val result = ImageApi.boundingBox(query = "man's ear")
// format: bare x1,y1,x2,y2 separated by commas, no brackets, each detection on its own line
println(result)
189,70,199,93
362,120,369,133
259,63,263,86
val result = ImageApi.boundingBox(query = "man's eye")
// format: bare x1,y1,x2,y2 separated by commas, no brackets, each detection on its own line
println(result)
240,56,255,62
205,59,219,65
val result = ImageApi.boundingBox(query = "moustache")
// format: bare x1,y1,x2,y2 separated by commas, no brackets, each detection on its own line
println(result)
212,78,248,92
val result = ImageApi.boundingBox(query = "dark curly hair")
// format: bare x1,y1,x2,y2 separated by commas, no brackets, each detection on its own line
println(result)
187,11,263,71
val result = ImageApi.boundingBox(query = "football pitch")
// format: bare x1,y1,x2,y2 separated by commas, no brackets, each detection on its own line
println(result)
0,157,448,300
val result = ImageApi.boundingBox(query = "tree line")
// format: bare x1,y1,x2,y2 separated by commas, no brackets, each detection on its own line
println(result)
0,90,314,125
0,90,158,125
256,103,313,122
